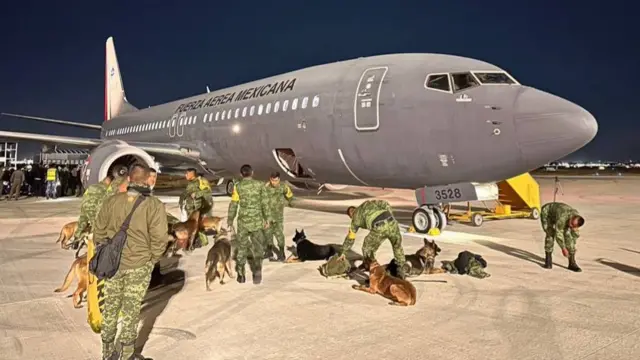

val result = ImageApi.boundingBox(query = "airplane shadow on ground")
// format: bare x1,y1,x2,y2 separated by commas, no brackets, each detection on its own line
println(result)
474,239,567,269
595,258,640,277
135,255,187,354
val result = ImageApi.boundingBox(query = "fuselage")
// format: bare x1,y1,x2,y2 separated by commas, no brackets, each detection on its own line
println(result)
100,53,598,189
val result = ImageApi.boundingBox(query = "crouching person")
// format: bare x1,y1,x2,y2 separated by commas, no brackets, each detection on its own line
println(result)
92,164,169,360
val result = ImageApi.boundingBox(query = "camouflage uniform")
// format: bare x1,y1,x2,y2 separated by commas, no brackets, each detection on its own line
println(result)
340,200,407,278
441,251,490,279
263,181,294,261
540,202,582,271
73,178,122,241
93,186,168,360
179,176,213,247
228,178,270,284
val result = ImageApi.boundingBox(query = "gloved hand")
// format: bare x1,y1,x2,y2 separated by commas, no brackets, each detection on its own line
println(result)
561,248,569,257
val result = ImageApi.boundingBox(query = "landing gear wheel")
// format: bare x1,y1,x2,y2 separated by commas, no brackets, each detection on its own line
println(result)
431,207,448,232
530,207,540,220
412,207,436,234
225,180,234,197
471,212,483,227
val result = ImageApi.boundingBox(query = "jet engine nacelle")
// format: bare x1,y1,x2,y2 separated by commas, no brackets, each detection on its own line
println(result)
287,181,348,192
81,140,156,189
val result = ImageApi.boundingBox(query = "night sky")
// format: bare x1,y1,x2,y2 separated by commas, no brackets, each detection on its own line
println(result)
0,1,636,161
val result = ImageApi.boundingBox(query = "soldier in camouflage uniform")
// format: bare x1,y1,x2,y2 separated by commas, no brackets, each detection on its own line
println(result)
179,168,213,247
227,164,271,284
93,164,168,360
339,199,407,279
441,250,491,279
71,174,115,247
263,172,294,262
540,202,585,272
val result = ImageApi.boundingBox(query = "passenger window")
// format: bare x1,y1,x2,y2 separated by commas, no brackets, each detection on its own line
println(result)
274,101,280,112
425,74,451,92
292,98,298,110
312,95,319,108
227,109,232,118
258,104,263,115
283,100,289,111
266,103,271,114
301,97,308,109
242,107,247,117
215,112,220,121
221,111,226,120
451,72,479,92
473,72,515,84
204,114,208,122
250,106,255,116
235,108,239,118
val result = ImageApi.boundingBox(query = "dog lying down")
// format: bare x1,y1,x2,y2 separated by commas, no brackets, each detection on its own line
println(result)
352,260,417,306
285,229,364,264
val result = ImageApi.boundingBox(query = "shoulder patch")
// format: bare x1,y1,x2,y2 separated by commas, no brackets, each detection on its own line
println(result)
231,185,240,202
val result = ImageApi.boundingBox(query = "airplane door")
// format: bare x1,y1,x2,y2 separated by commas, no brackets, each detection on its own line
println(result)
354,66,388,132
168,113,177,138
176,112,186,137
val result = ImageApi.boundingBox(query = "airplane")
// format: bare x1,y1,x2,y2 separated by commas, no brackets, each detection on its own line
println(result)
0,36,598,235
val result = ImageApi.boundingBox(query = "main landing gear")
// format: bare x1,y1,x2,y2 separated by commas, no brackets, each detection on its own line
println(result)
411,205,447,235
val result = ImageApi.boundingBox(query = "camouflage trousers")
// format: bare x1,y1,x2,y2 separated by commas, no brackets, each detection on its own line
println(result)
544,230,577,255
235,223,266,276
362,220,406,269
442,258,490,279
264,218,285,253
101,261,154,360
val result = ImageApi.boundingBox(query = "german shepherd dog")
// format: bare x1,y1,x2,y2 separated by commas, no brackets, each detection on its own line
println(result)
200,216,225,235
204,228,234,291
55,221,84,250
386,238,446,277
353,259,417,306
54,253,88,308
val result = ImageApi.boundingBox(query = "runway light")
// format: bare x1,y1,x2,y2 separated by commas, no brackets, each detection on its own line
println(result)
232,124,241,134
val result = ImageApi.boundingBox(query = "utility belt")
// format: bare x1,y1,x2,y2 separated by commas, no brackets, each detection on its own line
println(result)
372,211,394,228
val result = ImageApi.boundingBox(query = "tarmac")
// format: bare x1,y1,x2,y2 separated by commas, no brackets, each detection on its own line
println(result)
1,177,639,360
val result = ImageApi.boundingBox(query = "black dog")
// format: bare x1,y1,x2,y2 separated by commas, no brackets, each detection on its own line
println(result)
285,229,338,262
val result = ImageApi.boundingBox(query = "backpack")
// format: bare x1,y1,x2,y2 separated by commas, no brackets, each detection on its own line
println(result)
318,254,353,278
89,195,146,280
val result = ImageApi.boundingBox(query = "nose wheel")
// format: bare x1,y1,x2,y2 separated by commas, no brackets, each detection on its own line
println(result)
411,205,447,235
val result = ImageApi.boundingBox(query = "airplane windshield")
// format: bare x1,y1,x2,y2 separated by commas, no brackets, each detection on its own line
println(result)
473,72,515,84
451,72,479,92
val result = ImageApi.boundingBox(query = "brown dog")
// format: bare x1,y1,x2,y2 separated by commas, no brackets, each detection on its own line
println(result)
56,221,77,249
54,254,88,308
352,260,417,306
386,238,446,277
200,216,225,234
204,228,234,291
170,211,201,254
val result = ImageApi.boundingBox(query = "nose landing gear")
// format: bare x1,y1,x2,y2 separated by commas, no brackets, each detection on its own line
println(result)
411,205,447,235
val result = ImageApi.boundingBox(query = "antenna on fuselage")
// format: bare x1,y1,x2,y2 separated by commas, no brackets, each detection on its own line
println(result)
206,86,211,93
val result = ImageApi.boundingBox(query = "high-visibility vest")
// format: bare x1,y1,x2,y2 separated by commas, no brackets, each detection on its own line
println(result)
46,168,57,181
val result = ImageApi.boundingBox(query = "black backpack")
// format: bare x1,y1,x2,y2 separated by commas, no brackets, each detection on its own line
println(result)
89,195,146,280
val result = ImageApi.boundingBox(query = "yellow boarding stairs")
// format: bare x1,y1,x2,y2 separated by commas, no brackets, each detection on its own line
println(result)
445,172,541,227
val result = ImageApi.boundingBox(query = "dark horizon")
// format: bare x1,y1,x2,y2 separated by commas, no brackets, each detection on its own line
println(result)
0,1,636,161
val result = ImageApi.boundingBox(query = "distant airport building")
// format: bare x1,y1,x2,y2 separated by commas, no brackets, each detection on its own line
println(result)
0,141,18,167
40,148,89,166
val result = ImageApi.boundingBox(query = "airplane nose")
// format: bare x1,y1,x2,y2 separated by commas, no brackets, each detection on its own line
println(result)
514,87,598,168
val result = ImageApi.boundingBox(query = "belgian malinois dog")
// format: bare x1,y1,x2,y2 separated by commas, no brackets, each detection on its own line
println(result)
204,228,234,291
352,260,417,306
54,254,88,308
170,211,201,255
200,216,226,235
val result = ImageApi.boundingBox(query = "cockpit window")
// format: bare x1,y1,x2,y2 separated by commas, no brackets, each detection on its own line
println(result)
473,72,515,84
425,73,451,92
451,72,479,92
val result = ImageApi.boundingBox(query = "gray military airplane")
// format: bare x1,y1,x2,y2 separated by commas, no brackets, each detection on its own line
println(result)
0,36,598,234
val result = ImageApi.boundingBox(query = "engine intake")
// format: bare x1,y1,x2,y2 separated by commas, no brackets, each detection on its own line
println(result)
82,140,155,188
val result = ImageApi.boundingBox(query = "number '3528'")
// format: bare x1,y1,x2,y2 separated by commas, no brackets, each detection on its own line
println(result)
435,188,462,200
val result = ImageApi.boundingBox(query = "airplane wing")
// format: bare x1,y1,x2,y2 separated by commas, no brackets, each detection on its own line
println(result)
0,113,102,130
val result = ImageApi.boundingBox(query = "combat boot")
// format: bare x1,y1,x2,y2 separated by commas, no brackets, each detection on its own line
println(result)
252,260,263,285
236,273,246,283
102,342,119,360
567,253,582,272
544,252,552,269
277,247,286,262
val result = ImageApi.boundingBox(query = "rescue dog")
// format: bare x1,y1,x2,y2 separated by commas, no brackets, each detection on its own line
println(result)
286,229,364,264
54,253,88,308
386,238,446,277
200,216,226,235
204,228,234,291
55,221,85,249
352,259,417,306
169,211,201,255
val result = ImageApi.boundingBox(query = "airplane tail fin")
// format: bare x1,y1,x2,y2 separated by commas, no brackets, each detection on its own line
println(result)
105,37,138,121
